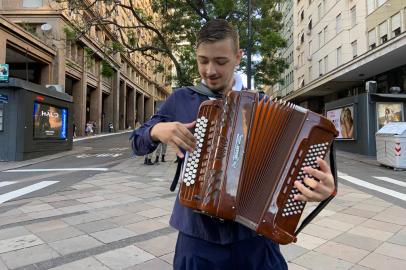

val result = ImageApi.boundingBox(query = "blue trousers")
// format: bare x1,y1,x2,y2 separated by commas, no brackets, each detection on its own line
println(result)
173,232,288,270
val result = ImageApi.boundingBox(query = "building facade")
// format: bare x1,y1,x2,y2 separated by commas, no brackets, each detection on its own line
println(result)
0,0,172,136
272,0,295,97
271,0,406,155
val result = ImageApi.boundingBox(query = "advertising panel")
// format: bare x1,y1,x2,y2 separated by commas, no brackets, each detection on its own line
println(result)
326,105,355,140
376,102,404,130
33,102,67,139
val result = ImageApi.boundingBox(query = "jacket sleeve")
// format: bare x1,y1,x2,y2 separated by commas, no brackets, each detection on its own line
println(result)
130,92,177,156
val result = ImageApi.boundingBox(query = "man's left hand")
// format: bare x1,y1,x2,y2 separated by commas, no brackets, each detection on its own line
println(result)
293,158,336,202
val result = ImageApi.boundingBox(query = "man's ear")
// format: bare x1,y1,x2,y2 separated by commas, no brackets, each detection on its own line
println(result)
236,49,243,64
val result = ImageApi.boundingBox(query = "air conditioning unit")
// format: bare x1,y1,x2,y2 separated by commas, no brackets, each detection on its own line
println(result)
389,86,401,94
306,29,311,35
46,84,65,93
307,56,312,61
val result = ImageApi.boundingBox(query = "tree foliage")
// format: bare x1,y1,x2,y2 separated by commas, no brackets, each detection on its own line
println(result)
56,0,287,88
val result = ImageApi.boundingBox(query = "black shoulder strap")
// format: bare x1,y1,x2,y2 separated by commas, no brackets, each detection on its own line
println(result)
294,140,338,236
170,157,184,191
187,83,224,99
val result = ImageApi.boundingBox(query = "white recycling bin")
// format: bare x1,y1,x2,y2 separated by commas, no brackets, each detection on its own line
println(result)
376,122,406,170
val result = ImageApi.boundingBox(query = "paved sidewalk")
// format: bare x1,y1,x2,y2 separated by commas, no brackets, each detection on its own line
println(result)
0,151,405,269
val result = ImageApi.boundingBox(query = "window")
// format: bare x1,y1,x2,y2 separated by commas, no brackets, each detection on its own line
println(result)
379,22,388,44
377,0,387,7
318,4,322,21
308,40,313,55
367,0,375,14
324,26,328,44
309,66,313,81
336,47,342,66
23,0,43,7
319,59,323,76
300,33,305,44
322,0,326,15
308,18,313,30
318,31,323,48
300,10,305,21
324,56,329,73
368,29,376,50
391,13,401,37
351,6,357,27
351,40,357,58
336,13,342,33
0,103,3,131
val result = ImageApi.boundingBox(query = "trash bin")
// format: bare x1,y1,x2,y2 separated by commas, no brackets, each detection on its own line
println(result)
376,122,406,170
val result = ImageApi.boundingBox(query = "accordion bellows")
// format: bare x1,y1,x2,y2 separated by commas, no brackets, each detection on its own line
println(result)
179,90,338,244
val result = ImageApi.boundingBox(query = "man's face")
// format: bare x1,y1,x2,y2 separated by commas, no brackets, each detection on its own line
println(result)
196,38,242,92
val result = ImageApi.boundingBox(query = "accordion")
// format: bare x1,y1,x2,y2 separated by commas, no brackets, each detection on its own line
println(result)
178,90,338,244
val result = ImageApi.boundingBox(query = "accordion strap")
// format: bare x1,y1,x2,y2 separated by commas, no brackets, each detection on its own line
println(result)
170,157,184,191
294,141,338,236
187,83,224,99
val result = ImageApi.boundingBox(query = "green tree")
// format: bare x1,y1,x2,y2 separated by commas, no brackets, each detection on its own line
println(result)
56,0,286,88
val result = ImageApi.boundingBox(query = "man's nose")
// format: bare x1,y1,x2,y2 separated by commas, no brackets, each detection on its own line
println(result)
206,62,216,76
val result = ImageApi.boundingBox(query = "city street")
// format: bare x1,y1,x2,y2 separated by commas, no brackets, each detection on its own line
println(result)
0,133,405,270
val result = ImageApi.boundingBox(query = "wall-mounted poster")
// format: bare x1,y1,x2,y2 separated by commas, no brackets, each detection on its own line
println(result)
376,103,403,130
33,102,67,139
0,64,9,82
326,105,355,140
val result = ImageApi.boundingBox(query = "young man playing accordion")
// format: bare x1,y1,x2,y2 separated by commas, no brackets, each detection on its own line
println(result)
131,19,335,270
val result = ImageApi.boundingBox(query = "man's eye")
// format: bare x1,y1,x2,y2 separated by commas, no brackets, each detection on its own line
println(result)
217,61,228,65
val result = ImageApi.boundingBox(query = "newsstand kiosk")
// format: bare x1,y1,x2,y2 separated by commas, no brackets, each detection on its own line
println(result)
0,78,73,161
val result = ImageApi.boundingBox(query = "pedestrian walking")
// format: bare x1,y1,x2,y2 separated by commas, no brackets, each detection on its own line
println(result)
154,143,167,163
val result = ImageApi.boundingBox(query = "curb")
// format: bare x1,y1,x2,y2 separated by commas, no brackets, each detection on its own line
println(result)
73,130,133,142
0,131,134,172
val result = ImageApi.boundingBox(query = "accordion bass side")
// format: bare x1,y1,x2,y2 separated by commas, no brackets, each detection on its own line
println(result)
179,90,338,244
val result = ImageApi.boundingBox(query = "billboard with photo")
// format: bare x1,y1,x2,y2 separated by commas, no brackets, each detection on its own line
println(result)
376,102,404,130
0,64,9,82
33,102,67,139
326,105,355,140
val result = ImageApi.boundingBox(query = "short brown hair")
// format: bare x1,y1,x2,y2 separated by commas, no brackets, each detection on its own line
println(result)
196,19,239,52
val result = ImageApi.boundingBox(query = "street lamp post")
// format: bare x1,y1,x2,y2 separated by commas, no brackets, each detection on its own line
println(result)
247,0,252,89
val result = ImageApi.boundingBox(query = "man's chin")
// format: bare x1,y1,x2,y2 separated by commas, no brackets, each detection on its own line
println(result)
206,83,225,93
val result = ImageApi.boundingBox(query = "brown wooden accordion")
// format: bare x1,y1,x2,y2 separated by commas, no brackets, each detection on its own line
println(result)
179,90,338,244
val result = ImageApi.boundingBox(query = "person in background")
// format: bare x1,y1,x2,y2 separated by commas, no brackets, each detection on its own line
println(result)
154,143,167,163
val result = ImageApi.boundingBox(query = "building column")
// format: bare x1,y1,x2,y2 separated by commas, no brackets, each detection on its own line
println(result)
112,70,120,132
104,92,114,133
90,78,102,134
40,64,51,85
52,42,66,87
137,92,144,124
119,80,126,130
72,70,87,137
0,38,6,63
144,95,154,122
126,86,135,129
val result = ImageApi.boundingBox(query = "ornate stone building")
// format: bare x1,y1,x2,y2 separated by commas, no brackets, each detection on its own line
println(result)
0,0,172,136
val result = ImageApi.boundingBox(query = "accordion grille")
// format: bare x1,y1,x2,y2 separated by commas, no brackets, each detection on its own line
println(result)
236,98,306,223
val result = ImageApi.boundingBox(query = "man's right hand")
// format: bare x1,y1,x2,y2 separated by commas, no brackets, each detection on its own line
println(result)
150,121,197,158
